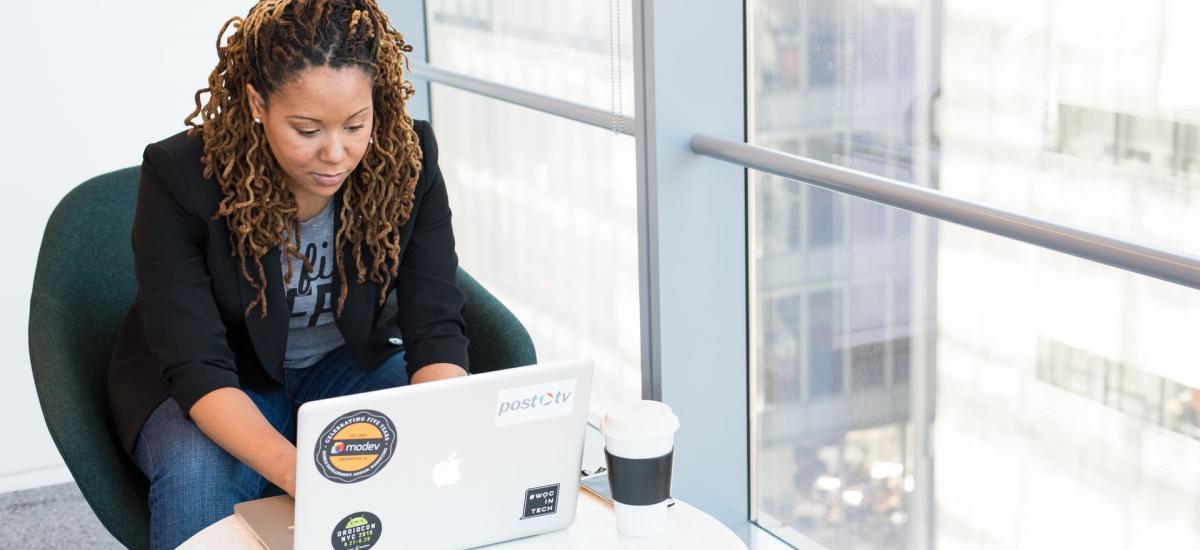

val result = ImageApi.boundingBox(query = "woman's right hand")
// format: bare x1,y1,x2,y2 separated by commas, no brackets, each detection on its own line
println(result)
189,387,300,498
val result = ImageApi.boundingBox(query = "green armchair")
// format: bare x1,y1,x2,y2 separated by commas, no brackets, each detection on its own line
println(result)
29,166,535,549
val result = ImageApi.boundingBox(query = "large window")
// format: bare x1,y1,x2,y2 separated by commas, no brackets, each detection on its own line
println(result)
749,0,1200,548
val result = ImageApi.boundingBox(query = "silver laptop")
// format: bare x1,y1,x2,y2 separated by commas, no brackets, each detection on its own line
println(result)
235,358,593,549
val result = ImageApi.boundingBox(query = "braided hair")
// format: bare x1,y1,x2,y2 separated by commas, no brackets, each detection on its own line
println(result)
184,0,421,318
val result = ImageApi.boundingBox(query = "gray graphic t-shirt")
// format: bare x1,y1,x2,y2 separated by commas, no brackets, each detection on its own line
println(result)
281,201,345,369
280,201,401,369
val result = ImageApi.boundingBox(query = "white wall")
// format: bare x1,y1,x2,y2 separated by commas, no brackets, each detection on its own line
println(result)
0,0,254,493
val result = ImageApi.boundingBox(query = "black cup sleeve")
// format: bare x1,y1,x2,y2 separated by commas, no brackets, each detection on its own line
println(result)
603,448,673,506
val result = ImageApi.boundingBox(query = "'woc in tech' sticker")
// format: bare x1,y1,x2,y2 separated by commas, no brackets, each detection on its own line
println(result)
314,410,396,483
521,483,560,519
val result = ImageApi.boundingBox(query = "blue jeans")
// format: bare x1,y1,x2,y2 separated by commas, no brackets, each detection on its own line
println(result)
129,345,408,550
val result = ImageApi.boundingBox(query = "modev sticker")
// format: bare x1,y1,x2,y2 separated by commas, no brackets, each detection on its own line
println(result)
495,378,577,426
314,409,396,483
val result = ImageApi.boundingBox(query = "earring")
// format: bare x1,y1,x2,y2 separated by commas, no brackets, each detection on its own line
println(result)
254,117,262,124
369,136,374,144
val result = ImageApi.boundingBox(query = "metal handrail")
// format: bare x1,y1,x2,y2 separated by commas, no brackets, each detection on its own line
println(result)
691,133,1200,291
410,62,636,137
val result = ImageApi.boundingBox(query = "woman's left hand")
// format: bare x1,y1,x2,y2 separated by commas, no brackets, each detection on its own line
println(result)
411,362,468,384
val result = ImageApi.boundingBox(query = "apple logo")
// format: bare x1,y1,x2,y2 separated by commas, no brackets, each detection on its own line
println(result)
432,452,463,487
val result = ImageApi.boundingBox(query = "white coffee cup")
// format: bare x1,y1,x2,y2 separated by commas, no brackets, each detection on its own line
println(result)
600,400,680,537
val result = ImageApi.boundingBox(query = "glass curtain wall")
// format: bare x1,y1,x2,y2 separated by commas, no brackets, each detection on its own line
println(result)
749,0,1200,548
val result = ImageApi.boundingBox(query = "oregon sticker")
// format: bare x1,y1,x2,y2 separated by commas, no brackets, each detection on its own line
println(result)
314,410,396,483
331,511,382,550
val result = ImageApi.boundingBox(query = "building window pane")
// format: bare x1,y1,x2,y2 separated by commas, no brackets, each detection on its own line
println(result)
1117,113,1173,170
806,289,842,397
765,295,803,404
849,282,887,390
1058,105,1117,161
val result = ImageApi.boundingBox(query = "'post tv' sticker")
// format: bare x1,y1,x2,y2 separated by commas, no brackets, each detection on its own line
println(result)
522,484,560,519
495,378,577,426
314,410,396,483
331,511,382,549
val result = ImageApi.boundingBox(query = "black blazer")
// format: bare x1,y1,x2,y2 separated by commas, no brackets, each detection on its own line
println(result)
108,120,469,453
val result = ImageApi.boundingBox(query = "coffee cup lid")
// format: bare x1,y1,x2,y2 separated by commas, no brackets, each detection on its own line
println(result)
601,400,680,440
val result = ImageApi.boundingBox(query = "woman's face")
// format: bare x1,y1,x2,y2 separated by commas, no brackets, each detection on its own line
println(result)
245,66,374,208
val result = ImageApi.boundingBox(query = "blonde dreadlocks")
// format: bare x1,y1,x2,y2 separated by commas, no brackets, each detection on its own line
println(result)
184,0,422,318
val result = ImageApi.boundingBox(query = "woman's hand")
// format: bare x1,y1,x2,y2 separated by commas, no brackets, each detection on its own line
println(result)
410,362,468,384
190,387,299,498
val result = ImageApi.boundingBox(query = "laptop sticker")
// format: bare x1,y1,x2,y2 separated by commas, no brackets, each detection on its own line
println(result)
314,410,396,483
521,484,560,520
495,378,577,426
331,511,382,550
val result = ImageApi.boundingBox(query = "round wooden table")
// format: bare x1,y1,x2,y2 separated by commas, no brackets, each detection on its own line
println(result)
182,490,747,549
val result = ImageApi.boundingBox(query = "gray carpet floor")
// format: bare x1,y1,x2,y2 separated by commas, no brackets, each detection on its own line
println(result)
0,482,123,549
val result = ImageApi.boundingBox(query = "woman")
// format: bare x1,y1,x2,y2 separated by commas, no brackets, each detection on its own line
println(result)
106,1,468,546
